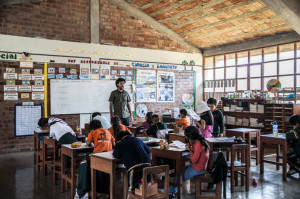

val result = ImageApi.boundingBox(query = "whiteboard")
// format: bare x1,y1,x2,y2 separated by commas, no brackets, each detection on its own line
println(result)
50,79,133,115
15,105,42,137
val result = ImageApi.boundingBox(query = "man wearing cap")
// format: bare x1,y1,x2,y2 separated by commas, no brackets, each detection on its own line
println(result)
109,78,132,126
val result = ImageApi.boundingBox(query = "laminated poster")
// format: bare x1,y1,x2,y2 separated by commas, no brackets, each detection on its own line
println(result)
4,92,18,100
4,73,17,79
18,74,32,80
22,81,30,85
34,81,43,86
4,85,18,92
32,74,44,80
32,92,44,100
19,85,31,92
136,70,156,103
32,86,44,92
157,71,175,102
6,68,15,73
21,93,30,99
34,69,43,74
59,68,66,73
21,69,30,74
6,80,15,85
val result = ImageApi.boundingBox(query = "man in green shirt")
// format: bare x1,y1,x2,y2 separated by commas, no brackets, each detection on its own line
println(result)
109,78,132,126
207,98,225,137
146,114,167,137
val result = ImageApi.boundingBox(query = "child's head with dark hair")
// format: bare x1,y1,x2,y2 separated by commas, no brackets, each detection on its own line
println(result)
151,114,160,124
89,120,103,130
180,109,187,118
111,115,122,137
115,131,131,142
92,112,101,118
289,114,300,128
38,118,49,129
207,98,217,111
184,126,209,152
145,112,154,125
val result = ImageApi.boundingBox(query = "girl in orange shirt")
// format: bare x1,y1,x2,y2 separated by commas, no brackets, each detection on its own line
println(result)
109,115,131,138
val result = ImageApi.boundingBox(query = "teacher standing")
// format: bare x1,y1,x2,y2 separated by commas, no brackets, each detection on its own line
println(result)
109,78,132,126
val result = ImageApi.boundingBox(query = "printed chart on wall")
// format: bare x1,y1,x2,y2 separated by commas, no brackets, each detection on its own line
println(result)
136,70,156,102
15,105,42,136
157,71,175,102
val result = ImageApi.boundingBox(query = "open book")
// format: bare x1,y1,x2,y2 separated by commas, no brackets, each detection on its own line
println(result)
186,108,201,121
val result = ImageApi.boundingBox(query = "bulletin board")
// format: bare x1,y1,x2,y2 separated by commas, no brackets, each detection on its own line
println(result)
14,105,42,137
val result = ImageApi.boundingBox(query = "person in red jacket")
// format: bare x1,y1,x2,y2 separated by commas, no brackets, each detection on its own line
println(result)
169,126,209,198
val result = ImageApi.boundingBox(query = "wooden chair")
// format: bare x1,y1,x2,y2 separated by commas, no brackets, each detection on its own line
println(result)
42,137,55,176
246,131,260,165
34,131,49,171
124,165,169,199
227,144,250,193
194,172,222,199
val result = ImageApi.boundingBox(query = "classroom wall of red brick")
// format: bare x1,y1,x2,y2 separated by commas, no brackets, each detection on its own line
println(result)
0,0,190,53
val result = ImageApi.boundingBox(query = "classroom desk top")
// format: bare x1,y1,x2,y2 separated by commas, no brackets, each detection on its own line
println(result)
151,146,189,199
226,128,261,132
260,133,288,181
90,151,123,199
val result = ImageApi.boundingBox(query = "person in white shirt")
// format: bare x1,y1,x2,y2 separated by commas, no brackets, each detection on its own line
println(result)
92,112,111,130
38,117,77,144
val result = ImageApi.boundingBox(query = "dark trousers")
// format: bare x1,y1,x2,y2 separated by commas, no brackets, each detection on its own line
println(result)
58,132,78,144
121,117,130,126
128,164,151,191
287,152,300,173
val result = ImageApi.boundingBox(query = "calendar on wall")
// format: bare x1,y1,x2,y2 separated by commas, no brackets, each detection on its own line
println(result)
15,105,42,137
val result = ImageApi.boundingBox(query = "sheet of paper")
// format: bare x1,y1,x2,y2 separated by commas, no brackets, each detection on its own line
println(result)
186,108,200,121
171,140,186,149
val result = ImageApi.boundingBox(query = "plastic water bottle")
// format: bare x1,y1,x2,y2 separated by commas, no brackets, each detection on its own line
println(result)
271,121,278,137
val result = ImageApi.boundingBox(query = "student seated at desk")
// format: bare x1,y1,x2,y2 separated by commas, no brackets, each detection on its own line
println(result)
169,126,209,198
113,131,151,191
146,114,167,138
176,109,190,130
109,115,131,138
91,112,111,130
86,120,115,153
134,111,153,129
286,114,300,176
207,98,225,137
38,117,78,144
194,102,214,138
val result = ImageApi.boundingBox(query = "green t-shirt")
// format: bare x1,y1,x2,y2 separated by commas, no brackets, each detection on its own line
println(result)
109,89,131,118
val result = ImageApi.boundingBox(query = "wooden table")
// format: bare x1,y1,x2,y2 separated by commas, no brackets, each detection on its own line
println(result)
61,143,94,198
226,128,261,140
90,151,122,199
168,133,186,143
260,133,288,181
33,130,49,169
206,137,242,170
151,146,189,199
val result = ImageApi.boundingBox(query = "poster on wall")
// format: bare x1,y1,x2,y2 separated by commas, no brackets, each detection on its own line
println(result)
32,92,44,100
157,71,175,102
182,94,194,110
136,70,156,102
4,92,18,100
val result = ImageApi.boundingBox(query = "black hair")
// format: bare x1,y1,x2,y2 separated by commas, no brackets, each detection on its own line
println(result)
207,98,217,106
111,115,122,137
38,118,49,127
89,120,103,130
201,110,214,126
116,131,131,142
146,112,154,126
184,126,209,152
115,78,126,87
289,114,300,126
92,112,101,118
180,109,187,116
151,114,159,123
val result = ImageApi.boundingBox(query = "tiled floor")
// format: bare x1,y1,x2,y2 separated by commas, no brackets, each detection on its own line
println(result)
0,151,300,199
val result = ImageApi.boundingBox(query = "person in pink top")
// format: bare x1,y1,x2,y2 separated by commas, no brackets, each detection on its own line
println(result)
169,126,209,198
194,102,214,138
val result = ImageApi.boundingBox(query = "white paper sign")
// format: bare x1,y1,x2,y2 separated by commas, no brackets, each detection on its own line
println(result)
32,92,44,100
19,74,32,80
32,85,44,92
4,85,18,91
186,108,201,121
20,61,33,68
32,74,44,80
4,92,18,100
19,86,31,92
4,73,17,79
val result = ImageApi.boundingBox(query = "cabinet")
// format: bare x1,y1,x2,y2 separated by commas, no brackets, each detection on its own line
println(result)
277,87,300,104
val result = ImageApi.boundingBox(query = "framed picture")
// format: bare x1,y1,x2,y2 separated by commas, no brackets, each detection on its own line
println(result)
48,68,55,74
102,69,109,75
111,70,118,75
92,68,99,74
126,76,132,81
59,68,66,73
34,69,43,74
127,70,133,76
22,69,31,74
119,70,126,75
6,68,15,73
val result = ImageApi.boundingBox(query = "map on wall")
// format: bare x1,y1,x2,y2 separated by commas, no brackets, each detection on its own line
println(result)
157,71,175,102
136,70,156,102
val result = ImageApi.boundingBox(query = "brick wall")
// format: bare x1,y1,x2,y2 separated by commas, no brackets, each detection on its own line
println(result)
99,0,190,53
0,61,80,153
0,0,90,43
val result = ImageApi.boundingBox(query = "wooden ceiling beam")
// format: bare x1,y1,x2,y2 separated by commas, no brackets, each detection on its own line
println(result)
158,0,225,23
0,0,44,6
108,0,201,53
203,31,300,56
187,16,281,40
197,24,290,47
261,0,300,35
170,0,259,29
179,6,269,35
